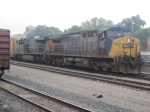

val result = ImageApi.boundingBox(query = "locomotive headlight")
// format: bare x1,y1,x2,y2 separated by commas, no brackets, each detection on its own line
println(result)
127,37,131,43
125,52,128,56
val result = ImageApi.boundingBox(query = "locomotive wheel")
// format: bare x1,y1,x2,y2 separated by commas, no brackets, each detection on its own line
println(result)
0,74,2,79
37,57,41,63
57,62,62,66
108,68,112,72
0,70,4,78
56,62,59,66
99,67,102,71
44,58,49,64
54,62,57,65
49,60,52,65
39,57,43,63
59,62,62,66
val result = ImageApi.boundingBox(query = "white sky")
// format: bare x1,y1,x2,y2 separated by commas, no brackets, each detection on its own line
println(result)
0,0,149,35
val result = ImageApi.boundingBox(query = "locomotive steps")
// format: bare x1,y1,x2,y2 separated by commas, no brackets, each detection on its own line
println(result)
10,60,150,91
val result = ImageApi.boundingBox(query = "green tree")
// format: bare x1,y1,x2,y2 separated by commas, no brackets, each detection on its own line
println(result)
24,25,62,38
81,20,92,30
64,28,71,34
49,26,62,35
64,25,81,34
116,15,146,33
24,25,35,37
81,17,114,31
70,25,80,33
34,25,52,36
134,28,150,50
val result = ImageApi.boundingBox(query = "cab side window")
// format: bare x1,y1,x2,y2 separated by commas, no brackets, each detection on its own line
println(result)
98,32,105,40
19,40,24,45
83,33,86,37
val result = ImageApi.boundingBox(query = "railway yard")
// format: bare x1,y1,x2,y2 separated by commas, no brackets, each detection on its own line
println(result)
0,60,150,112
1,0,150,111
0,27,150,112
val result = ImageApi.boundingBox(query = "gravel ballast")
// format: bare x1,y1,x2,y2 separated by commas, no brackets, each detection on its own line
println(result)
0,88,46,112
143,67,150,73
2,65,150,112
0,81,82,112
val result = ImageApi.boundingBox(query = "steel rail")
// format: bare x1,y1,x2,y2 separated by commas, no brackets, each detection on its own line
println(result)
0,79,93,112
10,61,150,91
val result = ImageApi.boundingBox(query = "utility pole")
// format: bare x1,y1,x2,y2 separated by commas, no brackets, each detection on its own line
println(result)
131,18,134,35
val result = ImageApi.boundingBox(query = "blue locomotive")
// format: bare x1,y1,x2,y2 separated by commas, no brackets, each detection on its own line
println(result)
11,27,144,74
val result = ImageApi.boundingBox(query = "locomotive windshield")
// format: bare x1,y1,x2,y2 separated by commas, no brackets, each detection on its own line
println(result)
108,31,132,39
122,31,132,36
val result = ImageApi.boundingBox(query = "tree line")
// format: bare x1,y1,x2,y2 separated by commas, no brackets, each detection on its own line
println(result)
24,15,150,50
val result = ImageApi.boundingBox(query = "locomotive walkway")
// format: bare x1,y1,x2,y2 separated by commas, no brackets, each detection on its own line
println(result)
10,60,150,91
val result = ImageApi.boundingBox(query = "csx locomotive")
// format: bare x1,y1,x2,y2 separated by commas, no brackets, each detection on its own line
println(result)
10,27,144,74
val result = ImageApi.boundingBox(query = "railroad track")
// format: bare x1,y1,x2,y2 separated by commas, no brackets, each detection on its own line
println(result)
144,61,150,67
10,60,150,91
0,79,93,112
10,60,150,77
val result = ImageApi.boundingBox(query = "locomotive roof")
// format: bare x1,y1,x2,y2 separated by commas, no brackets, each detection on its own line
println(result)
47,33,80,40
76,27,131,33
42,27,131,39
98,27,131,32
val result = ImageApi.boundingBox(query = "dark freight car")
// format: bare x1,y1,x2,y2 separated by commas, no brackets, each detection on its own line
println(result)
0,29,10,78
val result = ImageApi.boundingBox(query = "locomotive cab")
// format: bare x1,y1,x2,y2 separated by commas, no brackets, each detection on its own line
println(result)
97,27,144,74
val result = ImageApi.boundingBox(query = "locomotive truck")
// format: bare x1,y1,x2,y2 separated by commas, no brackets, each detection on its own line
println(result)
10,27,144,74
